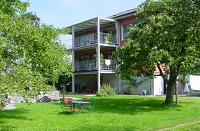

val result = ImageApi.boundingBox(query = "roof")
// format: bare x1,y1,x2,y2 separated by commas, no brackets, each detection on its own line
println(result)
108,8,138,20
66,17,114,34
66,8,138,34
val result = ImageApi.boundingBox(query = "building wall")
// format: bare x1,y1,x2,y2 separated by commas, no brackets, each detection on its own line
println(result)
75,74,97,87
101,74,119,92
136,78,152,95
74,74,119,93
119,16,136,46
120,77,152,95
152,76,164,96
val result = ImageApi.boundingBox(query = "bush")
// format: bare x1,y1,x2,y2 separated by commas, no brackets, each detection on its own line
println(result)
100,83,116,96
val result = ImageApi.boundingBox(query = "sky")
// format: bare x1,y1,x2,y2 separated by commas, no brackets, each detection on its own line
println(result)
21,0,145,43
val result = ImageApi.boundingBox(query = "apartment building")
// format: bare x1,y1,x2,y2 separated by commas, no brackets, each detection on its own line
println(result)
66,8,167,95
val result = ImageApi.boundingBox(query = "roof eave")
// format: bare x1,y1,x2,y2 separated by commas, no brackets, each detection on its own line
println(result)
109,8,138,20
66,17,114,34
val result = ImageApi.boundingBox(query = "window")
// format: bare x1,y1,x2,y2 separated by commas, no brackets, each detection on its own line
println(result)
122,20,145,41
103,53,112,59
122,23,132,40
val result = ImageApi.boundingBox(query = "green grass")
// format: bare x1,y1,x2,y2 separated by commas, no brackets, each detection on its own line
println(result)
0,95,200,131
184,93,200,97
170,122,200,131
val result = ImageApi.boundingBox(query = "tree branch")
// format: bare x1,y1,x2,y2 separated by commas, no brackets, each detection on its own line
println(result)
156,62,163,76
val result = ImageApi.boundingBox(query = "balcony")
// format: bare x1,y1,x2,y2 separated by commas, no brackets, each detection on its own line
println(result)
74,32,118,48
100,59,116,71
74,60,97,72
74,59,116,72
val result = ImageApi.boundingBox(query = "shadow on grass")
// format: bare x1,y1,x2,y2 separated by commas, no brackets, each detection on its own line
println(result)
94,96,169,115
53,96,170,115
0,108,31,130
0,125,16,131
0,108,30,120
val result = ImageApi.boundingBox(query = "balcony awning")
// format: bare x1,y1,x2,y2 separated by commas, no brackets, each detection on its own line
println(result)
66,17,115,34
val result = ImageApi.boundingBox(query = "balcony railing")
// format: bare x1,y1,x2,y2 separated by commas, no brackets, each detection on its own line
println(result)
74,32,118,48
100,59,116,71
74,59,116,72
74,60,97,72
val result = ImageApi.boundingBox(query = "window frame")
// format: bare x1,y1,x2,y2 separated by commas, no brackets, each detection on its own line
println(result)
121,23,132,41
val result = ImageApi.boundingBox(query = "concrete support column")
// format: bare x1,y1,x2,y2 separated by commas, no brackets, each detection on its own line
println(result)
115,20,120,45
72,75,75,93
72,26,75,93
97,17,101,93
115,20,121,93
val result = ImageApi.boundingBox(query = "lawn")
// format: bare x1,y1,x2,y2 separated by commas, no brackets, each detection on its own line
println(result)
0,95,200,131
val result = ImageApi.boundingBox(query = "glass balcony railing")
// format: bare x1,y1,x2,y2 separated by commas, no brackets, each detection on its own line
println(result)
100,59,116,71
74,60,97,72
74,32,118,47
74,59,116,72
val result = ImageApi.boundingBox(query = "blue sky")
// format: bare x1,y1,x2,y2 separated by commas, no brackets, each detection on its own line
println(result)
23,0,145,28
22,0,145,42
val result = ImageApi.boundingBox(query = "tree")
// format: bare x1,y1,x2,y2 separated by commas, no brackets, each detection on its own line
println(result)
115,0,200,106
0,0,72,107
21,12,41,27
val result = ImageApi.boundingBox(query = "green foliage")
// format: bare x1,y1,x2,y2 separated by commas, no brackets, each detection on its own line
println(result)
96,92,108,97
130,88,137,95
122,77,147,89
93,53,104,59
96,83,116,97
0,0,29,16
115,0,200,106
0,93,9,107
55,75,72,91
21,12,40,27
99,83,116,96
0,0,72,106
104,32,114,44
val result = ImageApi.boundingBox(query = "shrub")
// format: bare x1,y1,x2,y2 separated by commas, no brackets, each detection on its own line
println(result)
130,88,137,95
100,83,116,96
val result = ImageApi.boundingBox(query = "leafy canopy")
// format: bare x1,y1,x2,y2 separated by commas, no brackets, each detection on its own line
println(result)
0,0,72,106
115,0,200,106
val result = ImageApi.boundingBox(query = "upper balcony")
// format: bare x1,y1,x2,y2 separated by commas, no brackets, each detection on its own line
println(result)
74,32,118,48
66,17,119,49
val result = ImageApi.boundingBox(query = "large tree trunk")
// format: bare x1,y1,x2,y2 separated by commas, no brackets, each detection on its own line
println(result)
165,73,177,106
165,83,174,106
